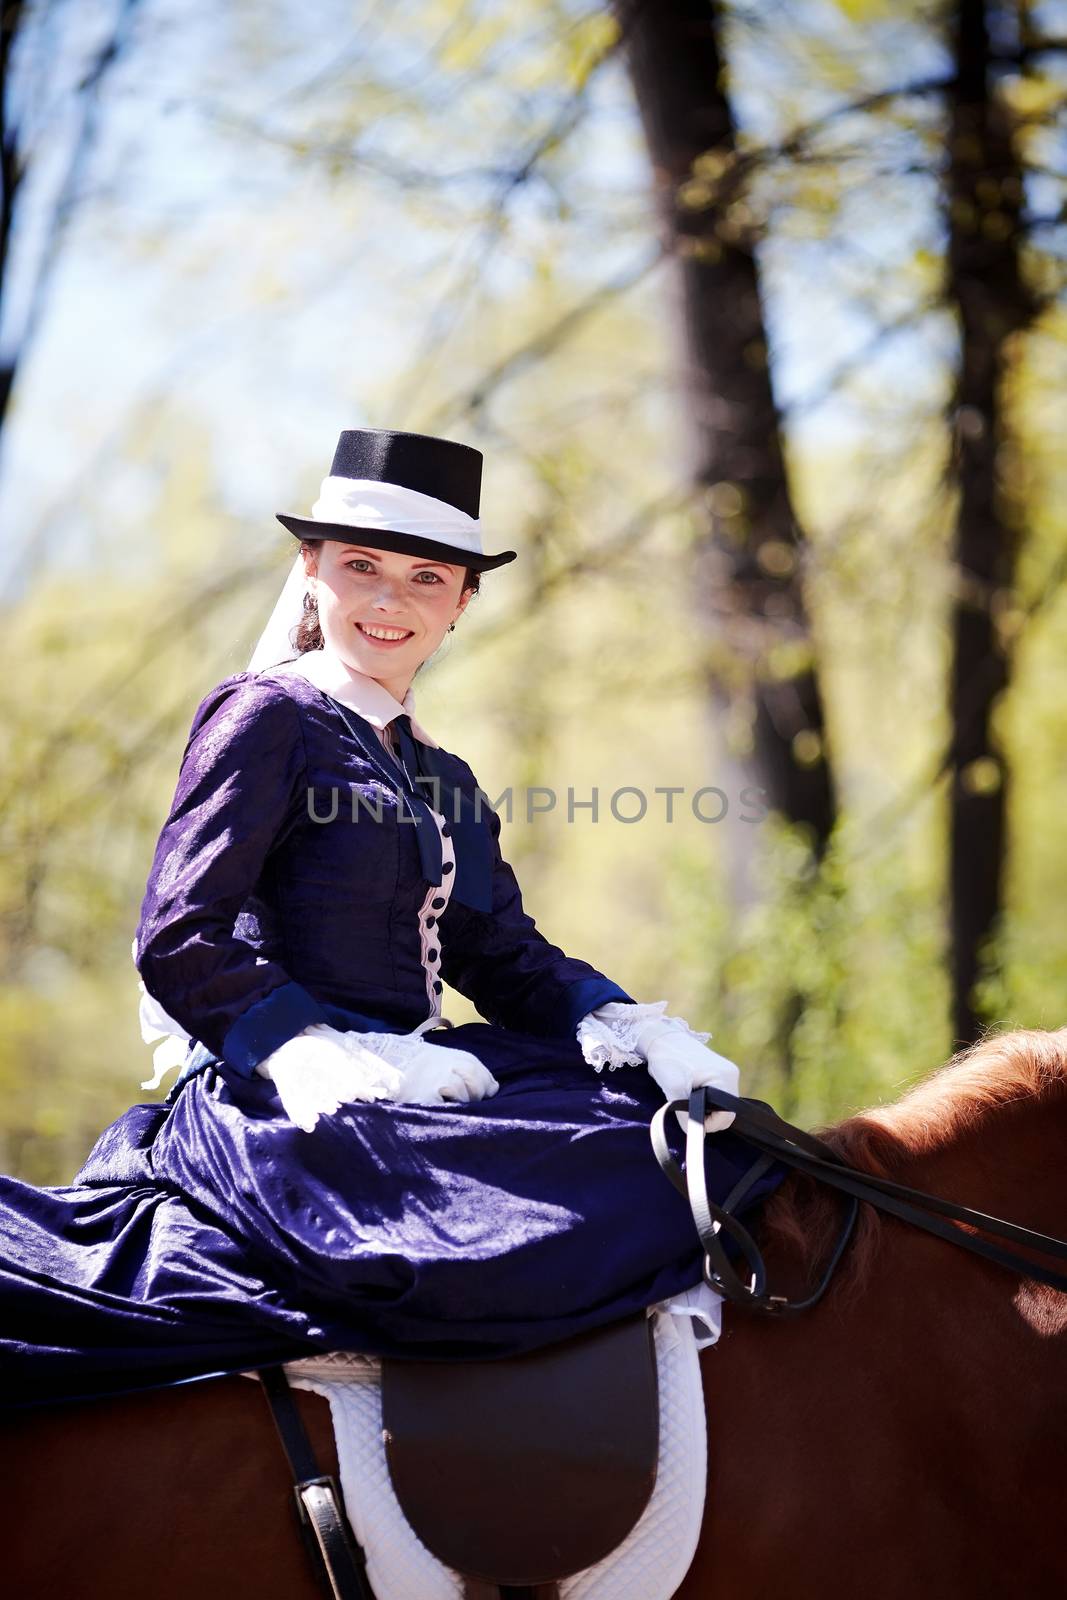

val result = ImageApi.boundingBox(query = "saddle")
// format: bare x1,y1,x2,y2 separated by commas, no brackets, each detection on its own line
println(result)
379,1311,660,1600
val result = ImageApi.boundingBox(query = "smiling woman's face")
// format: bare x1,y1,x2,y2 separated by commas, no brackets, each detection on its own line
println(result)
301,539,473,698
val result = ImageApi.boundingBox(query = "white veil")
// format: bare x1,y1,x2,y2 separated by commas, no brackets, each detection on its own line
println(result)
246,552,308,674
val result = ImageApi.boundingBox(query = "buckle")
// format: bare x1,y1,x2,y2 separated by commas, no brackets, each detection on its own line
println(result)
294,1473,345,1526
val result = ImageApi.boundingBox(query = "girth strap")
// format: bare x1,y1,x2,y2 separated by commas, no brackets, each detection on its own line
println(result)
258,1363,376,1600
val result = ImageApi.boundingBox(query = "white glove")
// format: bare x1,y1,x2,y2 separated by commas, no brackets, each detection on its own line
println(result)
635,1016,740,1134
255,1023,405,1132
390,1040,500,1106
331,1027,500,1106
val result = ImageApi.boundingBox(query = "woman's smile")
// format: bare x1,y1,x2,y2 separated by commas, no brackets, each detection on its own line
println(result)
355,620,416,648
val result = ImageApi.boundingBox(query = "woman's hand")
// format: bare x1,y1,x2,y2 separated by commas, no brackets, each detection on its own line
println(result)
392,1042,500,1106
255,1026,499,1125
255,1023,404,1133
636,1017,740,1134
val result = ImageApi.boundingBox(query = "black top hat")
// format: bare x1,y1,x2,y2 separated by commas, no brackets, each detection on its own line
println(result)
276,428,517,573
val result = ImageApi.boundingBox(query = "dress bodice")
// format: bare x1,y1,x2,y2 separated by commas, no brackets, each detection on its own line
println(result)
134,671,634,1076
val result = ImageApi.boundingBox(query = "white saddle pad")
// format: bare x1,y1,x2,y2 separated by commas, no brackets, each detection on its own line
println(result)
268,1297,716,1600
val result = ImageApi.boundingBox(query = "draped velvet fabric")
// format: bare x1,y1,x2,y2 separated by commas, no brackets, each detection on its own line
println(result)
0,671,786,1408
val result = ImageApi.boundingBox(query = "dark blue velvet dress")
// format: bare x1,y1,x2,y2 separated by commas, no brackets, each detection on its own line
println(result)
0,670,784,1408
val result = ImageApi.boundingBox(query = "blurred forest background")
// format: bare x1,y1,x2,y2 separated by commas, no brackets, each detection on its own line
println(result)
2,0,1066,1182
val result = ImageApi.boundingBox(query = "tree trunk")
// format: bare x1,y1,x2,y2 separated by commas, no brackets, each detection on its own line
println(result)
945,0,1034,1045
611,0,836,914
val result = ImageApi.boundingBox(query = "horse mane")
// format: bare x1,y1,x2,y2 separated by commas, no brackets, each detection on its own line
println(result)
758,1025,1067,1302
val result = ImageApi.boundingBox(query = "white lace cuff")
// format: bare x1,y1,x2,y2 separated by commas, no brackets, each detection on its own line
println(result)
346,1018,449,1073
575,1000,712,1074
256,1015,449,1080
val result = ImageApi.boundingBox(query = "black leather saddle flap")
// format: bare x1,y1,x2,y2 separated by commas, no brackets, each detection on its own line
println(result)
380,1311,659,1588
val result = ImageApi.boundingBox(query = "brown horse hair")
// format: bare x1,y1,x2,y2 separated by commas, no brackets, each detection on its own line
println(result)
758,1025,1067,1305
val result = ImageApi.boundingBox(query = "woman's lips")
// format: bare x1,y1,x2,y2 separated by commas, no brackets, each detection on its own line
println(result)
355,621,414,649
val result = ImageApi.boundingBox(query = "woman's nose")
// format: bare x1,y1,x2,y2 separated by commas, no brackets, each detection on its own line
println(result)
370,581,407,610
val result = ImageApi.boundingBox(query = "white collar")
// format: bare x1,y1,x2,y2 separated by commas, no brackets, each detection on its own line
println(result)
266,648,439,747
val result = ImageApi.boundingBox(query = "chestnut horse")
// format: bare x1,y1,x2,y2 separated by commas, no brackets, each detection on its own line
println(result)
2,1026,1065,1599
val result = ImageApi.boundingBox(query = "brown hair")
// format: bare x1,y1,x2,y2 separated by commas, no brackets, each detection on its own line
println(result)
292,537,481,656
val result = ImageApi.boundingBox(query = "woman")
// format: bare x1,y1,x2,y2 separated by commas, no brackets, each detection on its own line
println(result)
0,428,784,1407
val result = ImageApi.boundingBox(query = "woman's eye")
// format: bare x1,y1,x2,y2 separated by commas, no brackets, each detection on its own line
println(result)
344,560,441,583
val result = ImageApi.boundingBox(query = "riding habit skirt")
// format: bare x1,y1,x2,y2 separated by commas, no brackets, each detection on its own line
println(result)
0,1022,785,1409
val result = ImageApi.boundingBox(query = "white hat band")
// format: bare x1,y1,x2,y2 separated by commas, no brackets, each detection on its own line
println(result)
310,476,484,556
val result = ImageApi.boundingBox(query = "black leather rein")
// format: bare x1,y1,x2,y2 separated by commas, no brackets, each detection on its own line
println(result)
651,1086,1067,1314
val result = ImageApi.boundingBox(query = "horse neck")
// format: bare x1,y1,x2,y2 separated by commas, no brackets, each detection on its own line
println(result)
694,1045,1067,1594
758,1062,1067,1304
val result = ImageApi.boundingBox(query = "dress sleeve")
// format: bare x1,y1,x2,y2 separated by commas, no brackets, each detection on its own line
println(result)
437,796,635,1038
133,675,330,1075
